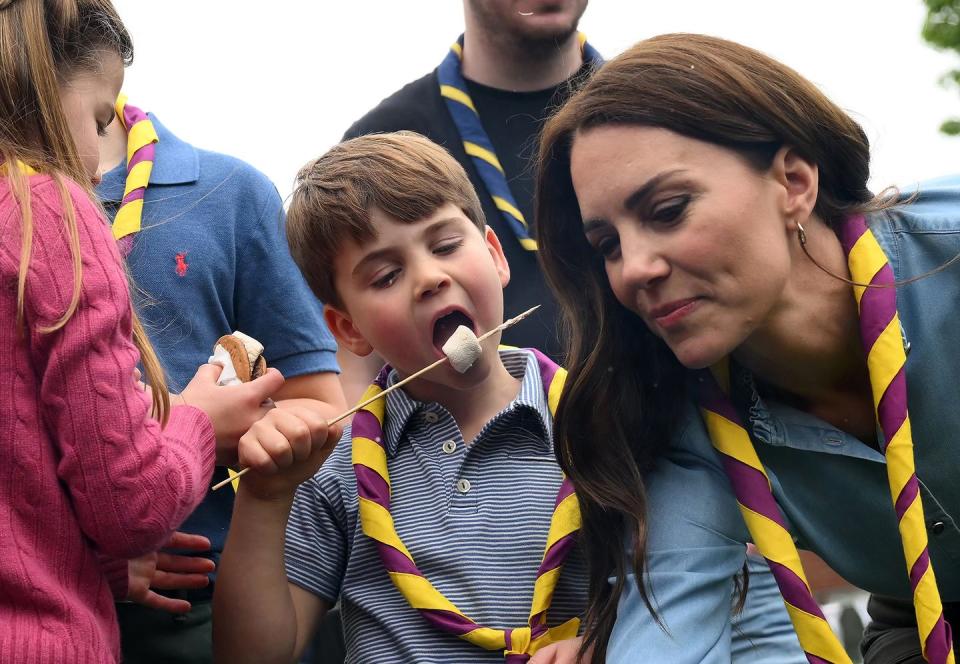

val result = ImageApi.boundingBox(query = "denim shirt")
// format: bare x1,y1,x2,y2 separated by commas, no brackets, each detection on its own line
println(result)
609,175,960,661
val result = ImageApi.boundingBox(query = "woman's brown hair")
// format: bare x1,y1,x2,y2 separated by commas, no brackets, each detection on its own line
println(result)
1,0,170,422
535,33,877,661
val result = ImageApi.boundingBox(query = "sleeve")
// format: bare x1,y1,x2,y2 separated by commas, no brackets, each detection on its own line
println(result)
731,553,804,662
606,411,756,663
284,430,353,602
27,181,216,559
234,181,339,378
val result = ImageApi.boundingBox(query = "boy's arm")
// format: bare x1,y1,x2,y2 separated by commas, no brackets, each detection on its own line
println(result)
213,487,329,664
213,404,340,664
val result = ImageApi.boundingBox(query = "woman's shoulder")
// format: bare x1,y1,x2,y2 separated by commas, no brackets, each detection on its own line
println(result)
871,174,960,235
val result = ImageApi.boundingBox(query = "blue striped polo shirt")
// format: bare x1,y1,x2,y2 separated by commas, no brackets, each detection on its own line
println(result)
285,348,588,663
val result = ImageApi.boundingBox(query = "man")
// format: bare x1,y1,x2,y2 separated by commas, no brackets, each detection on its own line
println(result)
339,0,595,403
97,97,346,664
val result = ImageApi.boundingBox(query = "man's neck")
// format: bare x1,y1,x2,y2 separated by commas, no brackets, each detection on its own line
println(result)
460,28,583,92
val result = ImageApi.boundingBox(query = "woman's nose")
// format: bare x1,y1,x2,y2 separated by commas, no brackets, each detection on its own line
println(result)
619,233,670,290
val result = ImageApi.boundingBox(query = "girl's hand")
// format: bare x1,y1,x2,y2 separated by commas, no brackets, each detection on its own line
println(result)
530,637,590,664
180,364,285,465
236,404,342,501
127,531,215,614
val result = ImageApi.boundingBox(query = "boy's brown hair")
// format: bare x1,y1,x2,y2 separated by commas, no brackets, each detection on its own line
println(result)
287,131,486,308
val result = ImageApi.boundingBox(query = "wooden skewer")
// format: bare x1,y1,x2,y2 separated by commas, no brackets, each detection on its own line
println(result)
212,305,541,491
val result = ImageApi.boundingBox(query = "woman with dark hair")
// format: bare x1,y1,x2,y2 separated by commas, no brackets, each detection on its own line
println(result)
532,33,960,664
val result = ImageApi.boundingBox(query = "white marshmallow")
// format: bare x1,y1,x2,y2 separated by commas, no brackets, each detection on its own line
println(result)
441,325,482,373
231,330,264,367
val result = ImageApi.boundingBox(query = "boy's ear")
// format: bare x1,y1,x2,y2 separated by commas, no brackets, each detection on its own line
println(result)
323,305,374,357
770,145,819,231
484,226,511,289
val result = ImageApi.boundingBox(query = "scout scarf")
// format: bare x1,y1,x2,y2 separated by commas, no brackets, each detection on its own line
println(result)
352,349,580,662
438,33,602,251
697,215,954,664
111,94,158,256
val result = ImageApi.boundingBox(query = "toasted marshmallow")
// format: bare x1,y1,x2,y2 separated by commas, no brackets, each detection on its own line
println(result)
441,325,482,374
231,330,264,368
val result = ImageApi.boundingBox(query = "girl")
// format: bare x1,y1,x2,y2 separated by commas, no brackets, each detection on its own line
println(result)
0,1,282,660
533,34,960,664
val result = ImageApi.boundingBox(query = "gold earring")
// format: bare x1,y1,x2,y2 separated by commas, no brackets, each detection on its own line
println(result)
796,221,807,247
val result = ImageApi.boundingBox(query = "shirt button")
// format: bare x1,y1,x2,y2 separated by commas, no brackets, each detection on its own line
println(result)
442,440,457,454
456,478,471,494
930,521,946,535
423,412,439,424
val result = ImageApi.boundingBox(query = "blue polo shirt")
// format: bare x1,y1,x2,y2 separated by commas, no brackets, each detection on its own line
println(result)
96,115,339,568
608,175,960,661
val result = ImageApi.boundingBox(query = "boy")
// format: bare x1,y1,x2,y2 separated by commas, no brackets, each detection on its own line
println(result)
213,132,803,664
213,132,587,663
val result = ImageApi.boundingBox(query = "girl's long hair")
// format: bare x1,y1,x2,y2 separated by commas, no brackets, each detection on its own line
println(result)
535,33,879,661
1,0,169,422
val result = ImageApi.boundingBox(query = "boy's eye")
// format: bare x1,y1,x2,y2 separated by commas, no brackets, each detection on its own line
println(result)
372,268,400,289
433,238,464,255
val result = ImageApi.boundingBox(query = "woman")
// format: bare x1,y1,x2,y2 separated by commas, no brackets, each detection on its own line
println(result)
534,33,959,664
0,1,283,660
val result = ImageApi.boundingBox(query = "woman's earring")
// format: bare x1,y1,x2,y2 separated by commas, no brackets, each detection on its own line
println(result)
796,221,808,247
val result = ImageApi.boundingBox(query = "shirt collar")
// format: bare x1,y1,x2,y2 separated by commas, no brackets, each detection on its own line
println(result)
379,348,553,458
97,113,199,202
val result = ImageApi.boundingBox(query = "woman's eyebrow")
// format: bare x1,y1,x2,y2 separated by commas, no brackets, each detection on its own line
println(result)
623,169,687,212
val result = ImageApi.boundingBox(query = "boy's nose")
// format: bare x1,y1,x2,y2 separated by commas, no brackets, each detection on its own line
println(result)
415,271,451,301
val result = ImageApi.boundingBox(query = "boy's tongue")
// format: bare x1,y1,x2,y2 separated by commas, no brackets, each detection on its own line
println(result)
433,311,474,349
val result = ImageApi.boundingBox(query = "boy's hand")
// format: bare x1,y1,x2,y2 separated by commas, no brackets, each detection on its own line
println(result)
529,637,590,664
237,404,342,500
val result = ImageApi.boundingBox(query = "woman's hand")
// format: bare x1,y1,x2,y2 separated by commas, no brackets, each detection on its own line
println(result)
530,637,591,664
127,531,215,614
236,403,342,501
180,364,285,465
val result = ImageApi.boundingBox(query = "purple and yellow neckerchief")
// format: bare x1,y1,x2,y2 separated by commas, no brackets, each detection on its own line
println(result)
437,33,602,252
352,349,580,662
697,215,954,664
111,94,158,257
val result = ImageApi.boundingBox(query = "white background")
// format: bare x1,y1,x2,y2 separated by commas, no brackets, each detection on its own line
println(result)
114,1,958,200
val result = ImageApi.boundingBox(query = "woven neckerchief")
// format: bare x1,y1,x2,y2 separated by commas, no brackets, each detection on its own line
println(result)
697,215,954,664
352,348,580,662
438,33,602,252
111,94,158,257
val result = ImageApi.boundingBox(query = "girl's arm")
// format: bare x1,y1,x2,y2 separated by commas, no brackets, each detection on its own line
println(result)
26,180,216,558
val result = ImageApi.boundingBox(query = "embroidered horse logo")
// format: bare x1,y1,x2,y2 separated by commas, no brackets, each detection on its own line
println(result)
175,252,189,277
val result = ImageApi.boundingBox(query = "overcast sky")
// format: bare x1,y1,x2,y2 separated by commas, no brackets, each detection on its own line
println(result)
113,1,958,200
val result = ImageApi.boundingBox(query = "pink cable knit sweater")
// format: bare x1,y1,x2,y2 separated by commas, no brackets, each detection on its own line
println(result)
0,175,216,663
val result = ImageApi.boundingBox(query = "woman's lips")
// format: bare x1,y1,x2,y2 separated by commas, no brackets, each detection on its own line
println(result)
650,298,700,329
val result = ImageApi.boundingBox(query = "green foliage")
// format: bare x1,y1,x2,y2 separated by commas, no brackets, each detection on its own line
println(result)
922,0,960,135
